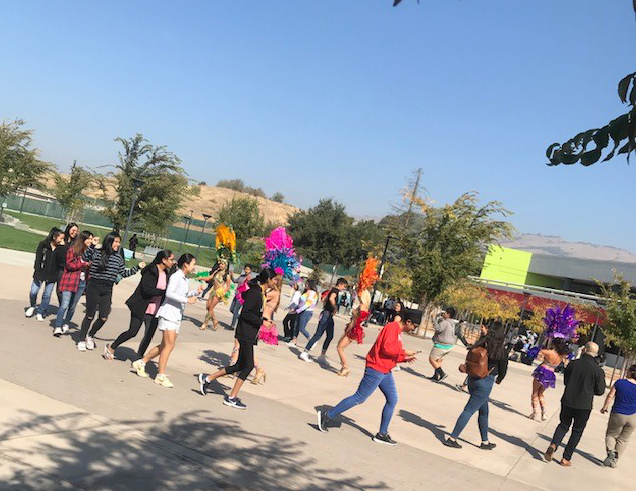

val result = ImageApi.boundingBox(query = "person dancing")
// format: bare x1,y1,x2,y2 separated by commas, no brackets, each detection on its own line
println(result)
282,279,303,342
317,309,420,445
288,280,318,347
103,250,175,360
197,268,278,409
336,289,371,377
202,259,231,330
132,254,202,387
77,233,143,351
54,231,94,336
529,338,570,421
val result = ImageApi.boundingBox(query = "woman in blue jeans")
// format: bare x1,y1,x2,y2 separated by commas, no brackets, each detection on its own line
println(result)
445,321,509,450
289,280,318,346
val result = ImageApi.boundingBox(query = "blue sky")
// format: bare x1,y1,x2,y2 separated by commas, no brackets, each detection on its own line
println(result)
2,1,635,251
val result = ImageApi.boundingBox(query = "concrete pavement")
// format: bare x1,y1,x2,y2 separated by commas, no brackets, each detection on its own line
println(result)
0,248,631,490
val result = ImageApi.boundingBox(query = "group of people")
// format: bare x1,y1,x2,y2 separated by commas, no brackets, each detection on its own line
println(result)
24,231,636,464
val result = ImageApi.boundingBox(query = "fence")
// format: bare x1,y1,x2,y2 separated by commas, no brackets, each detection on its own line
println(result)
4,193,217,246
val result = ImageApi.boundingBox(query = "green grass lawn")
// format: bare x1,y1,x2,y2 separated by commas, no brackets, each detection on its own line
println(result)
4,210,112,235
0,225,47,253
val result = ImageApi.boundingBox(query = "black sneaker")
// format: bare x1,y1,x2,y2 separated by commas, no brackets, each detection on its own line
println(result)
198,373,208,396
372,433,397,446
444,438,462,449
480,442,497,450
437,372,448,383
317,410,330,433
223,395,247,410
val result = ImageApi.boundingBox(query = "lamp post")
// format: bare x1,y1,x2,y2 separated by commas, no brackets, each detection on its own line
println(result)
123,177,144,251
178,210,194,254
196,213,212,258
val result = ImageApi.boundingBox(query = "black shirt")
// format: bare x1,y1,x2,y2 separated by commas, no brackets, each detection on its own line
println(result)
562,354,606,410
235,279,264,345
323,287,339,314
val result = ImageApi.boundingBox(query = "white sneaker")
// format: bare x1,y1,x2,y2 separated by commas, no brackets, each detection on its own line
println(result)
62,324,70,334
132,359,149,378
36,313,44,322
154,374,174,388
85,336,95,350
25,307,35,318
287,341,296,347
53,327,63,337
299,351,312,363
77,341,87,351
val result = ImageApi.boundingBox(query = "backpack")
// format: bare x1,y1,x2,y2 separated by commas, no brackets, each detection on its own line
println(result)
320,289,330,304
461,347,490,379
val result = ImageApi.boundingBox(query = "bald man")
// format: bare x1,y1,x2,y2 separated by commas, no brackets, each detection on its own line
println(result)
545,342,606,466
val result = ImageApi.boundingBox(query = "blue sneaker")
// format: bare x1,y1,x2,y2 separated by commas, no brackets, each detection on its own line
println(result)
223,395,247,410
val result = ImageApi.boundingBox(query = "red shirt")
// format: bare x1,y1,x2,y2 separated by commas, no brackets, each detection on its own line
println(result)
366,321,407,373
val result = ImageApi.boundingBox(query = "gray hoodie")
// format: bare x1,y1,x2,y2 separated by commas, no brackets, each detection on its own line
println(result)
433,317,458,346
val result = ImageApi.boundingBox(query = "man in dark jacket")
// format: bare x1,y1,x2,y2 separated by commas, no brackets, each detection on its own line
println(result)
544,342,606,466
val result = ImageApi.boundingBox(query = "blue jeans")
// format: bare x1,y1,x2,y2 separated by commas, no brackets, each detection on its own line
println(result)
294,310,313,339
328,367,398,435
305,311,334,352
29,279,56,316
450,375,496,441
55,280,86,328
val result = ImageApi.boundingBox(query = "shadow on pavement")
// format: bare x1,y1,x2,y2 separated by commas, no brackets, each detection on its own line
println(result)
398,409,448,443
535,433,603,466
199,349,232,368
488,398,528,418
488,427,545,461
0,410,389,491
315,404,374,438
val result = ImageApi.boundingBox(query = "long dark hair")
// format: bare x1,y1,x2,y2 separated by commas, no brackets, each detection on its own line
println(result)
552,338,569,356
256,267,277,284
41,227,63,248
152,249,173,266
485,321,507,360
64,222,79,244
71,230,93,256
99,232,120,271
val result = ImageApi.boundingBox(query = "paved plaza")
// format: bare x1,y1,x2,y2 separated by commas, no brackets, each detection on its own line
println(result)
0,248,632,491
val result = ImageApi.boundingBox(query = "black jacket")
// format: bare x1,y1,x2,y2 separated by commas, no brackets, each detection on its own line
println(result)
125,264,168,319
33,241,62,282
561,354,606,410
235,279,264,345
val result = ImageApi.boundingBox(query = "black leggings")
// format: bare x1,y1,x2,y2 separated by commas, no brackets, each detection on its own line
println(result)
79,282,113,339
225,340,255,381
283,313,297,339
111,313,159,356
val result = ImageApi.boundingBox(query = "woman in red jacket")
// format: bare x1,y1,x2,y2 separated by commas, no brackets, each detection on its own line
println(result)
316,310,420,446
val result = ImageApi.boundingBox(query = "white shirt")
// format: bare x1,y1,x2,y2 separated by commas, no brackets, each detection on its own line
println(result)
287,290,302,311
156,270,198,322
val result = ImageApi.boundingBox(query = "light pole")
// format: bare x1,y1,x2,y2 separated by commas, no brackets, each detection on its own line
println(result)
196,213,212,258
178,210,194,254
123,177,144,251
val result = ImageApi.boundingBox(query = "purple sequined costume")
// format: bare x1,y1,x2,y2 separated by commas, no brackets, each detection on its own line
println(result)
532,365,556,389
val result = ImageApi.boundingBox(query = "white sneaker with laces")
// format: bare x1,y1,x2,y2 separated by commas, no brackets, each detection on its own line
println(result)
62,324,70,334
77,341,87,351
36,313,44,322
85,336,95,350
25,307,35,318
299,351,312,363
53,327,63,337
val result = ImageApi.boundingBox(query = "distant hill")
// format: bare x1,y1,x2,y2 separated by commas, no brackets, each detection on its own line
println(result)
500,234,636,263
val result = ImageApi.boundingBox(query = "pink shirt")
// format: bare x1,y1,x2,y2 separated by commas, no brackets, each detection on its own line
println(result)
146,270,167,315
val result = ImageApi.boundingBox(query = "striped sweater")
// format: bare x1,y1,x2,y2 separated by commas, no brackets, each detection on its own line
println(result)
84,247,139,285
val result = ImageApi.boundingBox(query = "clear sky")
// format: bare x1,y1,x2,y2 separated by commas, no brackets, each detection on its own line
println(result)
2,1,635,251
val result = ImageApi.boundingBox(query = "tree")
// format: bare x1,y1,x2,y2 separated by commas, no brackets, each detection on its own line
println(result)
0,119,51,198
395,192,514,309
287,199,361,269
217,196,265,244
547,72,636,166
597,272,636,361
99,134,187,232
271,192,285,203
52,161,94,222
380,259,413,300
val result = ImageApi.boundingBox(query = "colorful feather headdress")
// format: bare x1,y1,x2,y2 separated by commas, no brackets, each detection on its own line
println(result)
215,223,237,263
543,304,580,340
262,227,301,280
357,257,380,295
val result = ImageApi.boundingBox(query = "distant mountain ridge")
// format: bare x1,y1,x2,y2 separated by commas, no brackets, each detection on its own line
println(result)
500,234,636,264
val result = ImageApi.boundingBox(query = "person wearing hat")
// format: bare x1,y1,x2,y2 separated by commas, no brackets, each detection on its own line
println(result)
316,309,421,446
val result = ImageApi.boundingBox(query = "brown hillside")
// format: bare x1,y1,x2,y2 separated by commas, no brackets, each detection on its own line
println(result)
44,176,298,226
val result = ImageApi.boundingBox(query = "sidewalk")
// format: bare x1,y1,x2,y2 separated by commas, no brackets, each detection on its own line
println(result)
0,251,631,490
